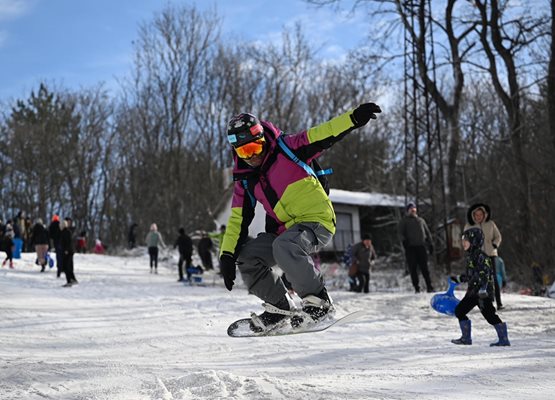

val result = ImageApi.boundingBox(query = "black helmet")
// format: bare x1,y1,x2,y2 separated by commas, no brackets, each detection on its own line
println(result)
462,227,484,249
227,113,264,148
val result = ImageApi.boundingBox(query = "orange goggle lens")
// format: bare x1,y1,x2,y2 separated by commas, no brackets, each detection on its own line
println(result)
235,139,265,159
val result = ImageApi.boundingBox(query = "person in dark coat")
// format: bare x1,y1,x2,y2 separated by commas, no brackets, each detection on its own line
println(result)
464,203,503,309
31,218,50,272
174,228,193,282
60,218,78,287
197,232,214,270
128,223,138,249
398,202,435,293
450,227,510,346
351,234,378,293
1,222,15,269
48,215,63,277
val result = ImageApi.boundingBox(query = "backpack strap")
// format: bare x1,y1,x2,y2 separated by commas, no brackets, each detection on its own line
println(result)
241,179,256,208
276,135,333,178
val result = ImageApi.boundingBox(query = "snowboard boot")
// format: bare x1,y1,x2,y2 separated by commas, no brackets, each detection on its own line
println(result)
490,322,510,346
451,320,472,345
293,287,335,328
249,295,296,333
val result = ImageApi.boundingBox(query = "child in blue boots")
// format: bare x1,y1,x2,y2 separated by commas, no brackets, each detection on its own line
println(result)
451,227,510,346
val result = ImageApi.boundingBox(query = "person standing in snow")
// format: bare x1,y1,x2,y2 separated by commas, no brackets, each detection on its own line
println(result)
450,227,510,346
219,102,381,333
128,223,138,249
48,215,63,277
174,228,193,282
464,203,503,309
351,234,378,293
1,222,15,269
145,223,166,274
61,218,78,287
398,202,435,293
31,218,49,272
197,231,214,270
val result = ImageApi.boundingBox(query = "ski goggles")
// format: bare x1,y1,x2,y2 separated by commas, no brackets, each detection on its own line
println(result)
234,138,265,159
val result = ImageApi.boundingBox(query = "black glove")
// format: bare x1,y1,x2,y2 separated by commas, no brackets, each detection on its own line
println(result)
427,243,434,255
450,275,460,284
351,102,382,127
219,252,236,291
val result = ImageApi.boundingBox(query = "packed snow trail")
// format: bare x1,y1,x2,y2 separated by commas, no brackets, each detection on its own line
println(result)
1,252,554,399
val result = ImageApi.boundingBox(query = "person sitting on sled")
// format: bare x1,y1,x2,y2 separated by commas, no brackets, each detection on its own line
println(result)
219,102,381,333
450,227,510,346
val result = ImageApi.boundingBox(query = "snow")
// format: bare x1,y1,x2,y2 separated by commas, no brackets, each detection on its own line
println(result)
1,251,554,400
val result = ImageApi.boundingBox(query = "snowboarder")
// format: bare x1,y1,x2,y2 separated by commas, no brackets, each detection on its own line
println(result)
219,102,382,333
450,227,510,346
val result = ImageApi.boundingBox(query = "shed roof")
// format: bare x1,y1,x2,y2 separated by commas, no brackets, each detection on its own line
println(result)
329,189,406,208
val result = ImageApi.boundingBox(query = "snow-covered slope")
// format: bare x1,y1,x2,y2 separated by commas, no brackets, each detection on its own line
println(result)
1,252,554,400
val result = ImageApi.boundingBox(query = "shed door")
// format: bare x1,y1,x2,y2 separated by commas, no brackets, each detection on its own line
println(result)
334,212,353,251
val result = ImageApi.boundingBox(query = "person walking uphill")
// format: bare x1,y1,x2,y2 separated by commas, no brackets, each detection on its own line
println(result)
450,227,510,346
219,102,382,334
464,203,503,309
398,203,434,293
146,223,166,274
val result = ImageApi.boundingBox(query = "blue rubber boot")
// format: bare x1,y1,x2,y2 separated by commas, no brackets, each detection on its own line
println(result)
490,322,511,346
451,320,472,345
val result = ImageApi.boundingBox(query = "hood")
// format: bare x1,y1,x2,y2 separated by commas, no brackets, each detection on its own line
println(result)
466,203,491,225
462,227,484,251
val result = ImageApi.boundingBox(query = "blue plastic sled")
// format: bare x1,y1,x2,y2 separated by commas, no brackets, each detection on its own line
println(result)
430,278,460,316
46,252,55,268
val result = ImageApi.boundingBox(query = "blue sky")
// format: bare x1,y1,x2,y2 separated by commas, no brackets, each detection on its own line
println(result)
0,0,367,101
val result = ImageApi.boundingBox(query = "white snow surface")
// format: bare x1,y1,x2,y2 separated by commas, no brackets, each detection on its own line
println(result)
1,251,554,400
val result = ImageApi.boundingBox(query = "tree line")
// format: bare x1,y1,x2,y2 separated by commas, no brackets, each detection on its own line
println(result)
0,1,553,285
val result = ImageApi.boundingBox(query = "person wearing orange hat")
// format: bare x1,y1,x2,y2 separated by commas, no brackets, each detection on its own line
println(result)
48,215,63,277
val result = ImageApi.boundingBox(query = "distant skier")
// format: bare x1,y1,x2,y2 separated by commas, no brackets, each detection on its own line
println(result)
450,227,510,346
219,103,382,333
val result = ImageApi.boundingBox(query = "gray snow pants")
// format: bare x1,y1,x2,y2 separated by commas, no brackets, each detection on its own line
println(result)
236,222,333,306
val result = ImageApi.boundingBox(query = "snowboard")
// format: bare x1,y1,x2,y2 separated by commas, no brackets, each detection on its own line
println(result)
227,309,368,338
